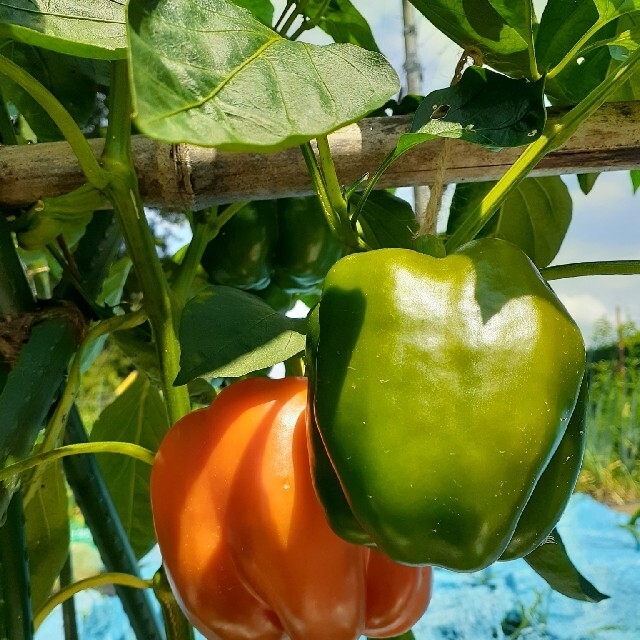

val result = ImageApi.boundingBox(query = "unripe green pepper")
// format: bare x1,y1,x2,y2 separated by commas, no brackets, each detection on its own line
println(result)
273,197,345,293
500,376,587,560
307,239,586,571
201,197,344,295
201,201,278,291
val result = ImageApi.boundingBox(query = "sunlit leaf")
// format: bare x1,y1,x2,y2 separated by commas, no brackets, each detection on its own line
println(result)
176,285,306,384
127,0,398,151
409,0,537,78
0,1,126,59
536,0,640,73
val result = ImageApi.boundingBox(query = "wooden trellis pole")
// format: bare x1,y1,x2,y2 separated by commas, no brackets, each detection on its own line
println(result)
1,102,640,211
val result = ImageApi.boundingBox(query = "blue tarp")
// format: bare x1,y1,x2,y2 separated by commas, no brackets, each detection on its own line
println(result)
35,494,640,640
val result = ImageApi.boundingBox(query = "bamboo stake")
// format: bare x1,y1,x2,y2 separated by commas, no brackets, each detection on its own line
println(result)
1,102,640,210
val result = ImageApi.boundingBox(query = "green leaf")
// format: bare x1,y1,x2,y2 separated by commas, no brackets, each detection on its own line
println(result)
0,1,127,59
632,169,640,192
127,0,399,151
99,257,132,308
0,41,101,143
448,176,572,268
380,67,546,181
409,0,537,78
545,38,616,106
80,257,133,373
90,374,170,559
579,26,640,60
605,14,640,100
23,461,70,611
411,67,546,148
536,0,640,73
231,0,273,25
543,14,640,105
577,173,600,195
524,529,609,602
176,285,306,384
353,191,418,250
304,0,380,52
369,632,415,640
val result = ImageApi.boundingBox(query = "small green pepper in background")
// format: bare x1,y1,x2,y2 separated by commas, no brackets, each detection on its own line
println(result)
201,201,278,291
201,196,344,299
307,239,586,572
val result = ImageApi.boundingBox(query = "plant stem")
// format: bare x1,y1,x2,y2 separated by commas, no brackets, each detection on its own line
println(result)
63,406,165,640
279,0,307,36
547,22,605,80
22,310,147,505
102,60,190,424
153,567,195,640
300,142,342,238
274,0,294,31
351,149,396,227
60,554,79,640
0,490,33,640
34,573,152,631
315,135,348,220
542,260,640,281
1,442,156,484
290,0,330,40
0,54,107,189
445,46,640,253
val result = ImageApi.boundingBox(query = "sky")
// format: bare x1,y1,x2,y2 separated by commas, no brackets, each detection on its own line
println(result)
269,0,640,344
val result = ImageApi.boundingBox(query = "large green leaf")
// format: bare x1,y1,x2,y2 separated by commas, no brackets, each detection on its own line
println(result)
24,461,70,611
352,191,419,250
127,0,398,151
0,1,126,59
90,374,170,559
175,285,306,385
632,169,640,192
448,176,572,268
409,0,537,78
411,67,546,148
303,0,379,52
0,41,101,142
525,529,608,602
536,0,640,73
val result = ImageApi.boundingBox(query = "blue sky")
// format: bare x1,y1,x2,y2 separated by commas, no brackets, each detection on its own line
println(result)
272,0,640,344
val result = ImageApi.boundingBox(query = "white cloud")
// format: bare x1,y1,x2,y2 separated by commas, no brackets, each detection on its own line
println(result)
557,293,608,327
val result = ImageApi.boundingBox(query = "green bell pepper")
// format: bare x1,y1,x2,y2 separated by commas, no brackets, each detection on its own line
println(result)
201,201,278,291
307,239,586,571
201,197,344,295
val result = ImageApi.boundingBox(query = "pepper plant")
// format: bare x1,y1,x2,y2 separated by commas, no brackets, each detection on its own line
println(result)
1,0,640,638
